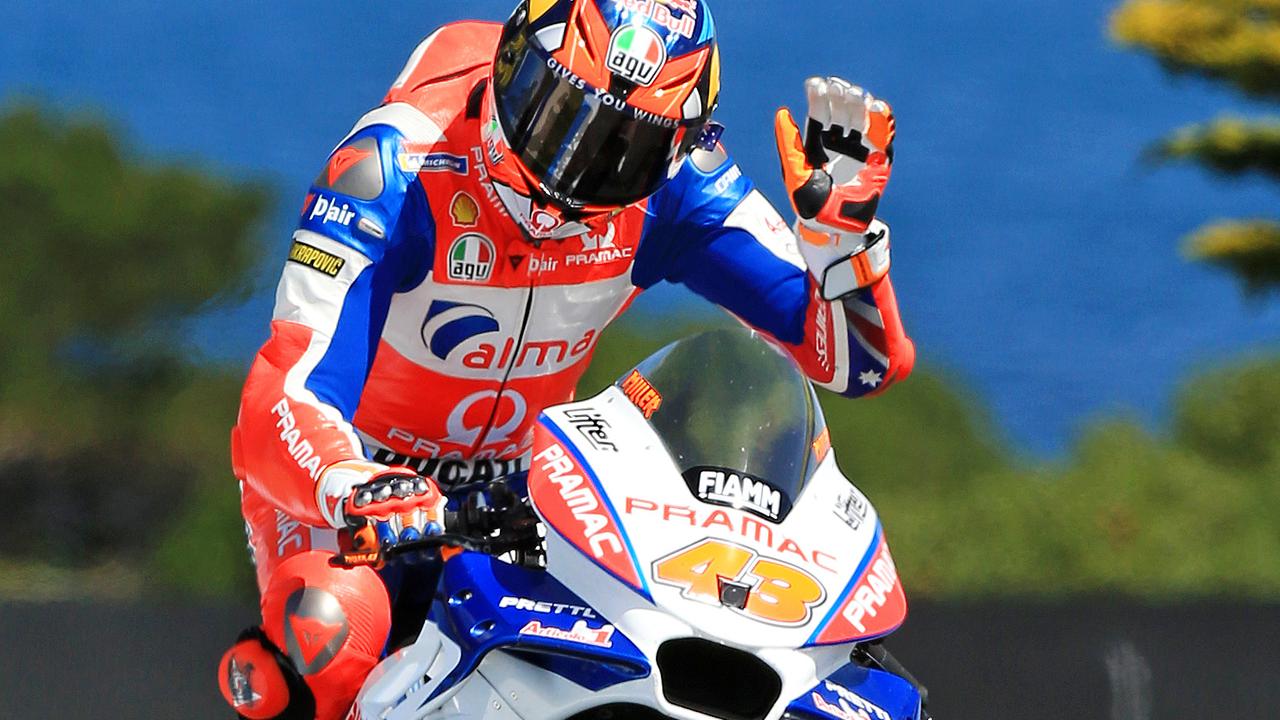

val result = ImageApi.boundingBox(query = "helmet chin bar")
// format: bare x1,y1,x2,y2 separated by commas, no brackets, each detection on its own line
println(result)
492,179,597,243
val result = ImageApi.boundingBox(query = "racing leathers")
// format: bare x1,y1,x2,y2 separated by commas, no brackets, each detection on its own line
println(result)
229,20,914,720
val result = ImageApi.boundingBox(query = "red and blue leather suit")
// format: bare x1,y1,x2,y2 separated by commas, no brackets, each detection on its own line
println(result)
229,20,914,720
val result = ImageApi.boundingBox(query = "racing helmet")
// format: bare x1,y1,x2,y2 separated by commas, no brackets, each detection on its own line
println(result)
484,0,723,240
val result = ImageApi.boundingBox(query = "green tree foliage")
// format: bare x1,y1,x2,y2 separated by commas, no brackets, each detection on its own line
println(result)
0,103,266,591
1110,0,1280,292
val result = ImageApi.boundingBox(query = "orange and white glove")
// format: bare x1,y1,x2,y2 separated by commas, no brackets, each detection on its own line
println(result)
315,459,444,529
317,460,446,567
775,76,895,300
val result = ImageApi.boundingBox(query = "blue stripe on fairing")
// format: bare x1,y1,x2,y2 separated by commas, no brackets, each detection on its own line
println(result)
538,417,653,601
804,521,885,646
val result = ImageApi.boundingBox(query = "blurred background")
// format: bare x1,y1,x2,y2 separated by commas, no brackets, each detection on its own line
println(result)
1,0,1278,717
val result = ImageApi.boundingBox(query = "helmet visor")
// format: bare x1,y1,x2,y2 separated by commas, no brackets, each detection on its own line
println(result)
493,32,696,207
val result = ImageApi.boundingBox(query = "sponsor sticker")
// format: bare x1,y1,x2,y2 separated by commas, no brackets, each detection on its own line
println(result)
528,434,645,591
813,536,906,643
446,233,496,283
518,619,616,648
564,409,618,452
682,466,788,522
566,222,634,267
307,194,356,227
398,144,468,175
812,680,891,720
624,497,840,574
532,442,626,562
607,25,667,87
529,208,563,238
833,487,869,532
499,596,599,618
316,137,383,200
619,0,697,40
288,240,346,278
813,427,832,462
714,164,743,195
620,370,662,419
371,446,527,488
450,192,480,227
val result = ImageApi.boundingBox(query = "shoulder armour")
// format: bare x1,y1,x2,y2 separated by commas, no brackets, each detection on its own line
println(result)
690,145,730,173
313,135,383,201
385,21,504,104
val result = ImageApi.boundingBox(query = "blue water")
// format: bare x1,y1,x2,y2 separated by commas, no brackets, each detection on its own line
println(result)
3,0,1278,454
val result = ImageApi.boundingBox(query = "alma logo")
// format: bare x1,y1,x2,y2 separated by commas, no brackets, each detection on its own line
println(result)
607,25,667,87
419,300,597,371
420,300,500,361
447,233,496,283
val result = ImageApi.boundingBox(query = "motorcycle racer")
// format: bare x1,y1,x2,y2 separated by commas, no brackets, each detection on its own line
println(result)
218,1,915,718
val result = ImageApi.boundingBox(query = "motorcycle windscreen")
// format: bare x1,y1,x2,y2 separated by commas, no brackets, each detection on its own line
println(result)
620,328,826,520
609,329,906,644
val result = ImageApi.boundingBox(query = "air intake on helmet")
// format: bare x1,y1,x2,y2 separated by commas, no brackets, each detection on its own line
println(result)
656,639,782,720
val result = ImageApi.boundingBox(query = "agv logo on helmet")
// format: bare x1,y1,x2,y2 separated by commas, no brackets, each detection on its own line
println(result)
606,25,668,86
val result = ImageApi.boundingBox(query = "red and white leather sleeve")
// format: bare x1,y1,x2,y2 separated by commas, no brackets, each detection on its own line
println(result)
231,231,375,527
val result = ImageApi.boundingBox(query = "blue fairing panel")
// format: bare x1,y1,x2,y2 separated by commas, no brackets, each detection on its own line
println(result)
429,552,650,699
296,123,437,419
787,663,923,720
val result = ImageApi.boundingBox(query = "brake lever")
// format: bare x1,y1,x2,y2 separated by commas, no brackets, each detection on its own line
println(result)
383,533,488,557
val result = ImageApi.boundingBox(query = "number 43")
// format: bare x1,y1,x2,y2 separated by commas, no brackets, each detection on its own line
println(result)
653,538,827,626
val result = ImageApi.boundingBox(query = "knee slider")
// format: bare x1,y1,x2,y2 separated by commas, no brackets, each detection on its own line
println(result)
218,626,316,720
260,551,392,720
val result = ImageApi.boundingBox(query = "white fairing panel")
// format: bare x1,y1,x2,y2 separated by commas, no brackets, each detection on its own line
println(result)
535,387,882,650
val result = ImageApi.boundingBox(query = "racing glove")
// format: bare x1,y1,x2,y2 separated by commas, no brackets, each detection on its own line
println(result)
316,460,445,567
775,76,896,300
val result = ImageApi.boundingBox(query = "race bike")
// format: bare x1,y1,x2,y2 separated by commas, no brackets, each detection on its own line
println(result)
347,329,930,720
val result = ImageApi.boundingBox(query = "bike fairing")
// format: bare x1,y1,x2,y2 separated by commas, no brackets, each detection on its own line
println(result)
346,337,923,720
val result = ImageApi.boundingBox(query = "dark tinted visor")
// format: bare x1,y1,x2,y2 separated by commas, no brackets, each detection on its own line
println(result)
493,32,697,206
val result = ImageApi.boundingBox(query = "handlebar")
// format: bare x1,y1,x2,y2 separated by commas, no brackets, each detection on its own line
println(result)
332,479,542,569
